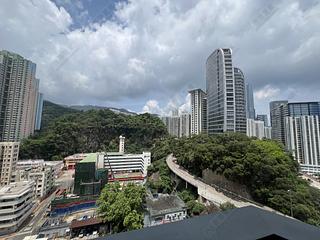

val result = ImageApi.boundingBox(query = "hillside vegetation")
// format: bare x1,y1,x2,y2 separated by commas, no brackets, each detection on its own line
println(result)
151,134,320,226
20,109,167,160
41,100,80,130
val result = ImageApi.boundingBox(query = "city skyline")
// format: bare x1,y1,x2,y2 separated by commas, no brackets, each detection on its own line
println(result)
0,0,319,115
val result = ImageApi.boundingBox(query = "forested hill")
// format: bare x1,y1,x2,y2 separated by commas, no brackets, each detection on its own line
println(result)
21,109,167,160
41,100,80,129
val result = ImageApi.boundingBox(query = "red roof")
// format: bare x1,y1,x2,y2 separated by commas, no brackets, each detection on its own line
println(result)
70,218,103,229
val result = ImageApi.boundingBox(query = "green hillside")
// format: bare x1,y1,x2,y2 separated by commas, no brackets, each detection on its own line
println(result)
20,109,167,160
41,100,80,130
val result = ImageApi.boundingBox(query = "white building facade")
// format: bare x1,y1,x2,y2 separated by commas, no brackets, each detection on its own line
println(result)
0,142,19,186
189,89,207,135
247,119,272,140
179,113,191,138
285,116,320,174
0,181,35,235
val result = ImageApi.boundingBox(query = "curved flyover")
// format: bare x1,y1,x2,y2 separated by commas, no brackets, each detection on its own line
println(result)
166,154,277,212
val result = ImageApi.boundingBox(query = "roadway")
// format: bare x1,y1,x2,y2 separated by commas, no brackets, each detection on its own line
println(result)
301,174,320,190
166,154,281,214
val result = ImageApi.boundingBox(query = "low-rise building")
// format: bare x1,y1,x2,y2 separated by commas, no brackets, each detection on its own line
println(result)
12,165,54,198
0,181,35,235
17,160,63,177
64,153,89,170
145,194,187,227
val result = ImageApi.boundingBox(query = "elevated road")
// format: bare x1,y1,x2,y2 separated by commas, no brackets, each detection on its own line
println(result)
166,154,280,214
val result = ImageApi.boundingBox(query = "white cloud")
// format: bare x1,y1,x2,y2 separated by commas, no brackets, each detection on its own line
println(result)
0,0,319,114
254,85,280,100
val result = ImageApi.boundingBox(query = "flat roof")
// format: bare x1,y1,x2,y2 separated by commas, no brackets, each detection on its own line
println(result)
146,194,186,217
0,181,33,197
80,153,98,163
102,206,320,240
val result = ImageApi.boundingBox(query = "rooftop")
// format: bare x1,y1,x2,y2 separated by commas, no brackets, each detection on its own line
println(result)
80,153,98,163
102,206,320,240
64,153,90,160
70,217,102,229
0,181,34,197
146,194,186,217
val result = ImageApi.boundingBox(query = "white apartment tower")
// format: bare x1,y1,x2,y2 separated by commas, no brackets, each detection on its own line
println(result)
189,89,207,135
0,50,40,141
285,116,320,174
0,142,19,186
179,113,191,137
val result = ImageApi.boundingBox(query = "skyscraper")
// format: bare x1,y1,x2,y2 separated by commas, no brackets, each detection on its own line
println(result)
234,68,246,133
189,89,207,135
179,113,191,137
256,114,268,127
206,48,246,134
269,100,288,144
285,115,320,174
270,101,320,145
245,83,255,119
206,48,235,133
0,50,40,141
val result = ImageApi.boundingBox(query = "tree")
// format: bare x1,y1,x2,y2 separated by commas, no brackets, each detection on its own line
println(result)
97,183,146,233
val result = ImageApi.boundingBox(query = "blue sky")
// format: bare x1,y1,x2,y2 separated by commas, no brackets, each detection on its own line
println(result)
0,0,319,115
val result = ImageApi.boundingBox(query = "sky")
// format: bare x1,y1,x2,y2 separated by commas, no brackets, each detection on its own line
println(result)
0,0,319,116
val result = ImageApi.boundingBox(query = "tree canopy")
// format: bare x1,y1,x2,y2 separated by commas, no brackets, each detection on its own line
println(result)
20,108,167,160
97,182,146,233
151,133,320,225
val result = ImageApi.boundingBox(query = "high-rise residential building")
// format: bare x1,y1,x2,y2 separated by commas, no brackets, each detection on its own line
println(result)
285,115,320,174
189,89,207,135
256,114,269,127
0,142,19,186
270,101,289,144
179,113,191,137
35,92,44,130
0,181,35,236
264,126,272,139
234,68,246,133
171,109,179,117
161,116,180,137
0,50,40,141
270,101,320,145
246,83,256,119
246,119,271,140
206,48,246,134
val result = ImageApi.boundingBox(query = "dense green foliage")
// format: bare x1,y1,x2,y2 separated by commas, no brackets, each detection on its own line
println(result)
151,134,320,225
147,159,174,193
97,183,146,233
20,109,167,160
178,190,205,215
41,100,80,130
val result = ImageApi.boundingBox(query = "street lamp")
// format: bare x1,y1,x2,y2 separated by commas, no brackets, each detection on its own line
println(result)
287,190,293,217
